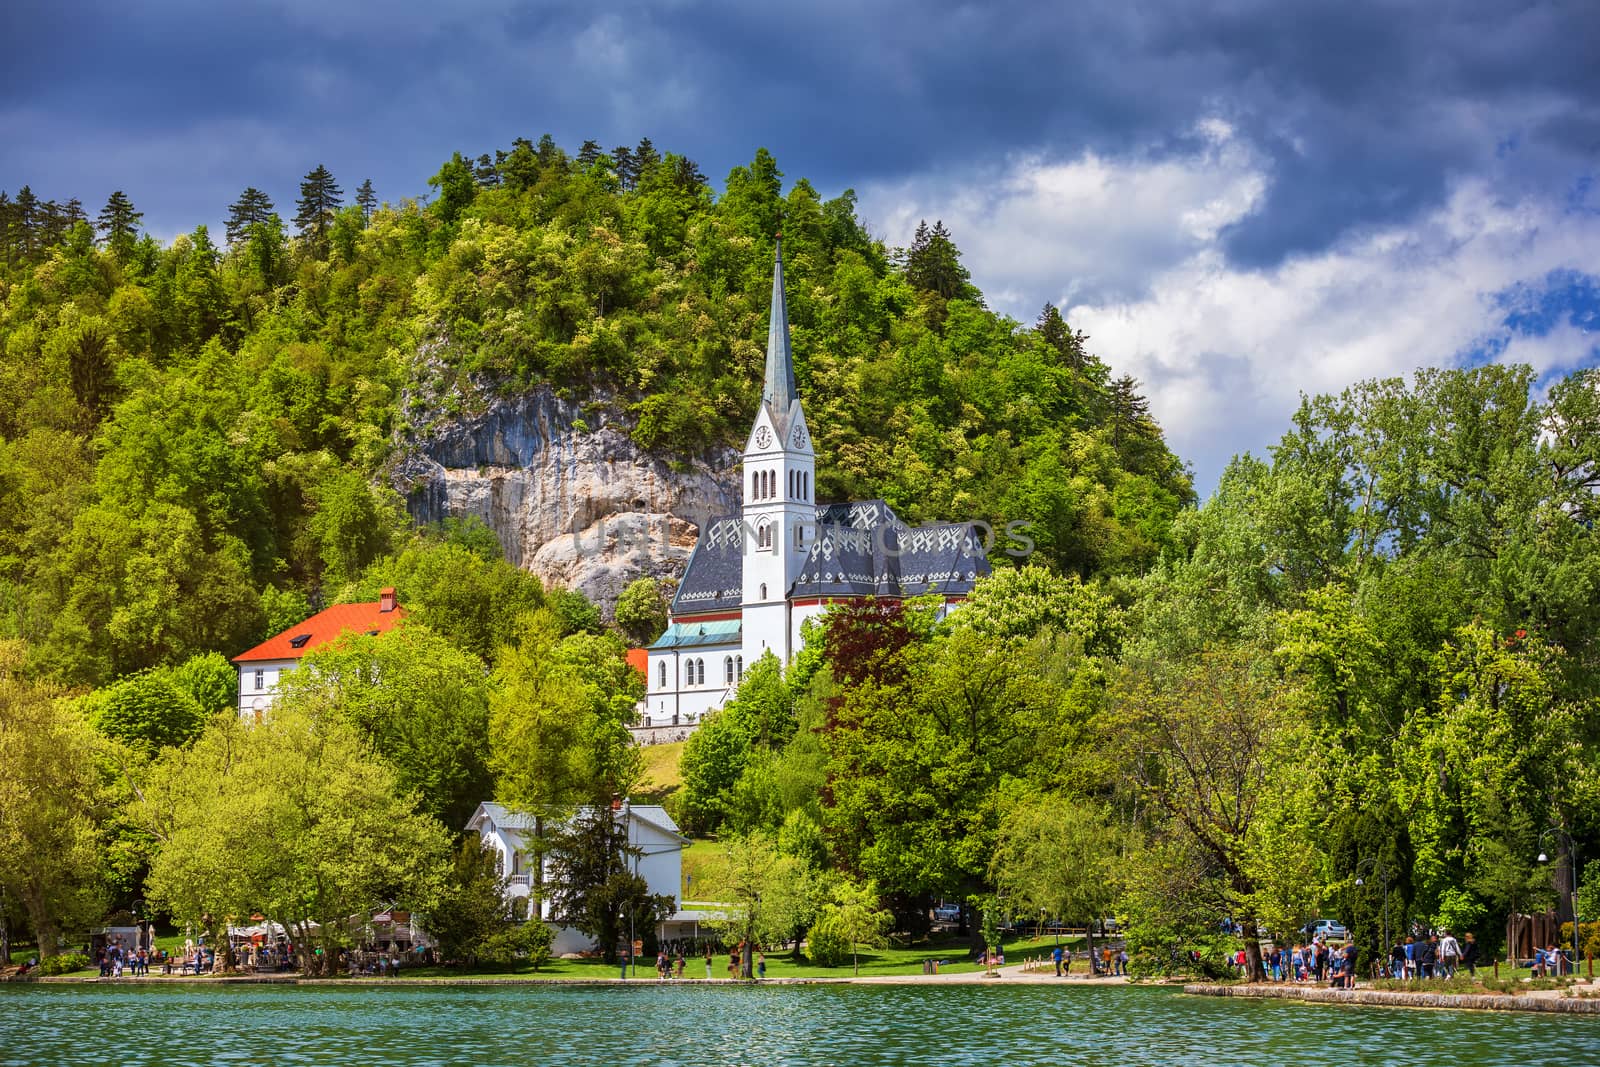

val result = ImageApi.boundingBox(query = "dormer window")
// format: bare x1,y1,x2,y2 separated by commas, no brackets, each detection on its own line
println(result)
289,633,312,649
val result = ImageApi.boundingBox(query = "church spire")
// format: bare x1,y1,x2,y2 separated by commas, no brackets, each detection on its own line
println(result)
763,235,798,416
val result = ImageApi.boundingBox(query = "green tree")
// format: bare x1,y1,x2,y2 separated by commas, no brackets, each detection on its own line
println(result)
355,179,377,225
278,624,494,829
137,700,450,974
96,191,142,261
0,646,108,958
613,576,670,645
544,804,674,964
225,187,275,246
704,831,818,976
429,152,478,225
293,164,342,256
1108,646,1302,982
811,877,891,974
989,790,1121,964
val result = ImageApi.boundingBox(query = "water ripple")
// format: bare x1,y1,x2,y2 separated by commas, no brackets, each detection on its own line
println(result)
3,983,1599,1066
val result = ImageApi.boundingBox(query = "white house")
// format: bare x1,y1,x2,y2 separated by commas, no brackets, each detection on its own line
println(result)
466,800,692,955
639,240,991,726
231,587,403,720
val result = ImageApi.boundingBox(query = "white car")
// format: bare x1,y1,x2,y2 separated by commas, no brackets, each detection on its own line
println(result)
1305,919,1348,941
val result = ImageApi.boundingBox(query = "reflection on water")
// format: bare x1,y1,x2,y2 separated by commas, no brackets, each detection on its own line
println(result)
3,983,1599,1067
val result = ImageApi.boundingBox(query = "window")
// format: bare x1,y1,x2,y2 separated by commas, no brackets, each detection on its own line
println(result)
760,583,768,600
758,522,771,549
795,524,804,548
751,470,758,499
254,669,264,690
736,655,744,679
804,471,810,500
659,662,667,690
725,656,735,684
697,658,707,685
288,633,312,649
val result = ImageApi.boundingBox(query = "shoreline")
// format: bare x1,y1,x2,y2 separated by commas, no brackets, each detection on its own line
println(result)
1184,981,1600,1015
14,965,1138,989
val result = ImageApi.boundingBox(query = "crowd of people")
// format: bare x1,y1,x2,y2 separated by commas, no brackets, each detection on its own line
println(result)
1256,929,1487,986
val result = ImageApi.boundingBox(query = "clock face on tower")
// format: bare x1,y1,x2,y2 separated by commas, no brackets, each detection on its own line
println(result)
754,426,772,449
792,425,808,448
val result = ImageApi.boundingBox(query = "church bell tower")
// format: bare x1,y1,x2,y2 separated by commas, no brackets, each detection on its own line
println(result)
741,236,814,668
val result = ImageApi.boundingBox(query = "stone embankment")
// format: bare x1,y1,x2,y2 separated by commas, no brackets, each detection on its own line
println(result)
1186,982,1600,1014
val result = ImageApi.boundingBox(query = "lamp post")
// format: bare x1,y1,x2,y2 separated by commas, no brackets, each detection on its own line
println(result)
1354,857,1391,972
1537,824,1581,976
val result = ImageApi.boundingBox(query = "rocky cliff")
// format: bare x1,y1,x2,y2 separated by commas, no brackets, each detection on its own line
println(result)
394,388,739,614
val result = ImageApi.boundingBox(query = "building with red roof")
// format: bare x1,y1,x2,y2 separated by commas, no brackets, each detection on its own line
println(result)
232,587,403,719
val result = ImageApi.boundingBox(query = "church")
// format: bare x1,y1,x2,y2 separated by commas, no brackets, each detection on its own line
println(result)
641,241,991,726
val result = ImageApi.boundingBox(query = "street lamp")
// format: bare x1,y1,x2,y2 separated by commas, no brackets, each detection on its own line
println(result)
1537,824,1581,976
1354,857,1392,971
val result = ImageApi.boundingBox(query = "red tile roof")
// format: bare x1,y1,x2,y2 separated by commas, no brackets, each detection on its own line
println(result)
232,598,405,664
625,647,649,678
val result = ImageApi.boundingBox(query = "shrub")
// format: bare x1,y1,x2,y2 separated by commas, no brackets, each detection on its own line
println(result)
479,921,554,971
36,953,90,976
806,914,850,968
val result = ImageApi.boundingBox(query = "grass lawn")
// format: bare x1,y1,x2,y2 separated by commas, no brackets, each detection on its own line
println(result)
635,741,685,807
679,838,728,902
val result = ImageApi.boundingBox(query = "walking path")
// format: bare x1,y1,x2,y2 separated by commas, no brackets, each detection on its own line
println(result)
1186,981,1600,1015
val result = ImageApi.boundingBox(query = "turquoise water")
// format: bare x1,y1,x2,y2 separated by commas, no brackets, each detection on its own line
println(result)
3,983,1599,1066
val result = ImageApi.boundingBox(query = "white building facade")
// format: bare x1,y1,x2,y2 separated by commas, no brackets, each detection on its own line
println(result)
641,241,991,726
466,801,689,956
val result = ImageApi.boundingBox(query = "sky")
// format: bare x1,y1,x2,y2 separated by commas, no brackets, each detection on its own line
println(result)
3,0,1598,493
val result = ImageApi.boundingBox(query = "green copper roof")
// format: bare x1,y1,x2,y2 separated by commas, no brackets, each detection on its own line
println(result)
649,619,743,650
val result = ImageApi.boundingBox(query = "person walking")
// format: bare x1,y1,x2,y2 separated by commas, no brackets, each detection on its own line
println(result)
1438,930,1461,979
757,951,766,980
1052,944,1064,977
1461,932,1479,977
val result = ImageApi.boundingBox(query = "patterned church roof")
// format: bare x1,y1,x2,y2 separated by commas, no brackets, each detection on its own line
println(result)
670,500,990,615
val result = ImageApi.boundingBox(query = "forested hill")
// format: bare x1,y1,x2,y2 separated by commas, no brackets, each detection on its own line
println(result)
0,137,1192,687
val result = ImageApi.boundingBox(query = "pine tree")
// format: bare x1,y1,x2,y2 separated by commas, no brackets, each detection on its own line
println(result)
536,134,560,168
576,140,602,168
96,190,143,261
474,153,500,188
672,155,707,191
612,145,637,190
634,137,661,180
1107,374,1155,449
904,219,972,300
501,139,539,192
293,165,342,256
355,179,377,226
225,187,276,246
1034,304,1093,370
14,186,41,259
0,191,13,268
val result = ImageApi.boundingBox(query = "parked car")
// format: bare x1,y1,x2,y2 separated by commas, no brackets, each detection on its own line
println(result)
1303,919,1348,941
932,903,961,923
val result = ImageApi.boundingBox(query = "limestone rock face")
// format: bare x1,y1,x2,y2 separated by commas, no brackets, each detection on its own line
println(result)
394,389,738,614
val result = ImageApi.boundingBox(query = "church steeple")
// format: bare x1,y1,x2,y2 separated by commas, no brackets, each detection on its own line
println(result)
763,236,798,419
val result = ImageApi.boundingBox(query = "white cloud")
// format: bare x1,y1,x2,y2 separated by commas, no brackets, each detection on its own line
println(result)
858,126,1600,493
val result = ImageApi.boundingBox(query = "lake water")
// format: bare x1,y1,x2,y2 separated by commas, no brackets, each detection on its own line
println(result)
3,982,1600,1066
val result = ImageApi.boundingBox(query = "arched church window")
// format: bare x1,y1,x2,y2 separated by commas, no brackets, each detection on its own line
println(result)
795,524,804,548
751,470,758,499
724,656,734,684
736,655,743,679
804,472,810,500
698,658,707,685
760,583,768,600
659,662,667,689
